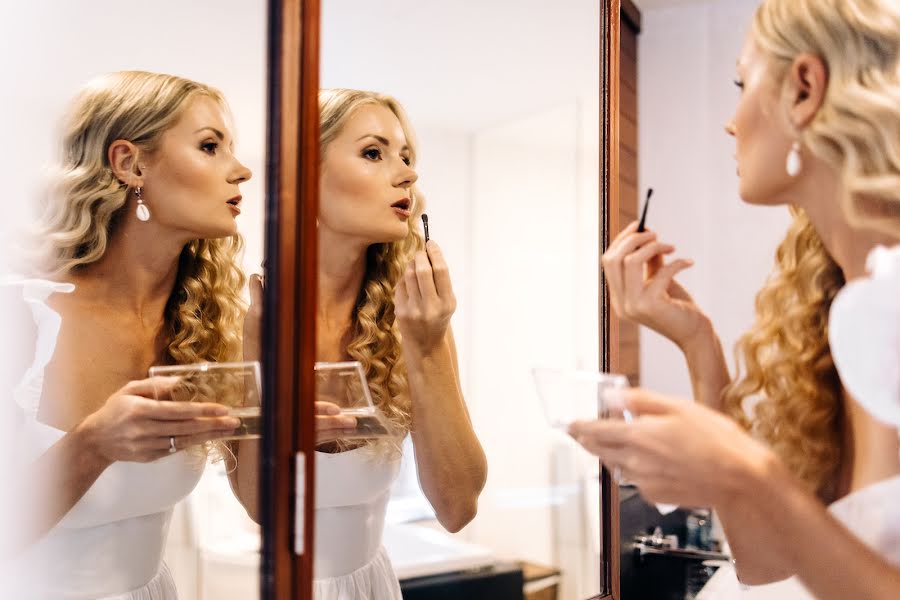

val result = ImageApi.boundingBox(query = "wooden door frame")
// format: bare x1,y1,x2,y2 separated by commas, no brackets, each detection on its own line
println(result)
262,0,319,598
599,0,622,598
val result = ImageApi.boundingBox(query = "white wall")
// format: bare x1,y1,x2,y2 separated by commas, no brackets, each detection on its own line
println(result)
637,0,791,397
464,98,601,596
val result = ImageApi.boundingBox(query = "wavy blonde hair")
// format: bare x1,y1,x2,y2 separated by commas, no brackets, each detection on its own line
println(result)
31,71,245,366
319,89,425,449
723,0,900,497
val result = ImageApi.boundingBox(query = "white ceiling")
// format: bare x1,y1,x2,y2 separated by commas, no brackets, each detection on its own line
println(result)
320,0,600,132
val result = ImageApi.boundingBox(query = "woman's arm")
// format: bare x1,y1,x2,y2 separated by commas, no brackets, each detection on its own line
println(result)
406,327,487,533
7,379,236,554
679,316,731,411
8,424,112,554
226,274,264,521
394,241,487,533
567,390,900,589
601,222,731,410
721,447,900,598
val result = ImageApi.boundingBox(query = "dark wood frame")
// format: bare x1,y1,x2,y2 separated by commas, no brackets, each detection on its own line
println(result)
262,0,319,599
599,0,622,598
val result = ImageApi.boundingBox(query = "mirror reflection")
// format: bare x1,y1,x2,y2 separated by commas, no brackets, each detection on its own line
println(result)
1,2,268,599
318,1,602,598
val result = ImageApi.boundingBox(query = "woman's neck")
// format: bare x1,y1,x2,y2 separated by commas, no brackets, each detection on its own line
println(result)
72,217,186,324
794,161,893,279
317,227,368,329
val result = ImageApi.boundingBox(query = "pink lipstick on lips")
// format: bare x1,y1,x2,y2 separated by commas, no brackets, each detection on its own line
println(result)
227,195,242,216
391,197,411,218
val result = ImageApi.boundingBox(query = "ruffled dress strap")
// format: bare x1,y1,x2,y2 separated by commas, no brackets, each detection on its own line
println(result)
829,244,900,426
4,277,75,422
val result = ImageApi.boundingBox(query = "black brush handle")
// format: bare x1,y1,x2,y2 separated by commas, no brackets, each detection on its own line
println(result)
637,188,653,232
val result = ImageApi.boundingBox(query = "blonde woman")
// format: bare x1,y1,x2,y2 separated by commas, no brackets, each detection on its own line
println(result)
569,0,900,598
4,71,253,598
311,89,487,598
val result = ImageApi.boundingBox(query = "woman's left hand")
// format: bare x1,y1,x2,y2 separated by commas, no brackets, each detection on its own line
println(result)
568,389,776,508
394,240,457,356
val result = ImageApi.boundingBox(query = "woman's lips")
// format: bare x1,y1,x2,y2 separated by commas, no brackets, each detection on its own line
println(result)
227,195,242,216
392,207,411,219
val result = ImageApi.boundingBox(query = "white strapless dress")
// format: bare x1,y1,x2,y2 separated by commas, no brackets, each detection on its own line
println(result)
313,447,402,600
6,279,205,599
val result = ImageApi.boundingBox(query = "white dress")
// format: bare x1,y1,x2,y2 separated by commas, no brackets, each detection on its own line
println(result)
698,245,900,599
8,279,205,599
697,474,900,598
313,447,403,600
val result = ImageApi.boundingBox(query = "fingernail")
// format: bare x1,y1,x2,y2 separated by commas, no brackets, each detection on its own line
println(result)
225,417,242,428
213,406,229,416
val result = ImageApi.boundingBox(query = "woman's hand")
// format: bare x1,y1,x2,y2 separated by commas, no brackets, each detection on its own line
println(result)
394,240,457,356
242,273,264,363
601,221,706,349
568,389,775,508
315,401,358,445
76,376,241,464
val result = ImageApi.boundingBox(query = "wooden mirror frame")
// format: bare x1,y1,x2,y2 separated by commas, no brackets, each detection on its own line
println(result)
264,0,621,597
262,0,319,598
600,0,622,598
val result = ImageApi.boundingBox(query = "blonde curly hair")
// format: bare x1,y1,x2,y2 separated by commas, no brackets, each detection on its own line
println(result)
319,88,425,448
31,71,245,366
723,210,845,497
723,0,900,497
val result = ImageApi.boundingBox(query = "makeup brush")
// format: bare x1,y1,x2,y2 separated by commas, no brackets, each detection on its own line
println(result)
637,188,653,232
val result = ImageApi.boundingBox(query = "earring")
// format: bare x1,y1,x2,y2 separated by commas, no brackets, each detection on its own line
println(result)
135,186,151,222
786,141,802,177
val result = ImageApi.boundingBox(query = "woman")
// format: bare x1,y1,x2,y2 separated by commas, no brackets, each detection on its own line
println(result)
570,0,900,598
309,89,487,598
5,70,253,599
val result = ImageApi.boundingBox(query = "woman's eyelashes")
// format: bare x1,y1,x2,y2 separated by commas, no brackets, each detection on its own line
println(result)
733,78,745,91
362,146,382,161
361,146,411,166
201,140,219,155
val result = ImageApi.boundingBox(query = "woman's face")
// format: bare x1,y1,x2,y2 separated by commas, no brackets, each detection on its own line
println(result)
319,103,418,245
141,95,252,239
725,35,796,207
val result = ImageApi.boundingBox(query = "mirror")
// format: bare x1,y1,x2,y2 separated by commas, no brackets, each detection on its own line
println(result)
0,2,271,598
317,1,605,598
615,1,794,598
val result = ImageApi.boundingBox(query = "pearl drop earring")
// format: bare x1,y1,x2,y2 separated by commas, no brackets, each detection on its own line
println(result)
786,141,802,177
135,186,151,222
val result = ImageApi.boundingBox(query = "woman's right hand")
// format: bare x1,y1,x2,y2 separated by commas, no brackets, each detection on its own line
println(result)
76,376,241,464
601,221,706,349
315,401,357,445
